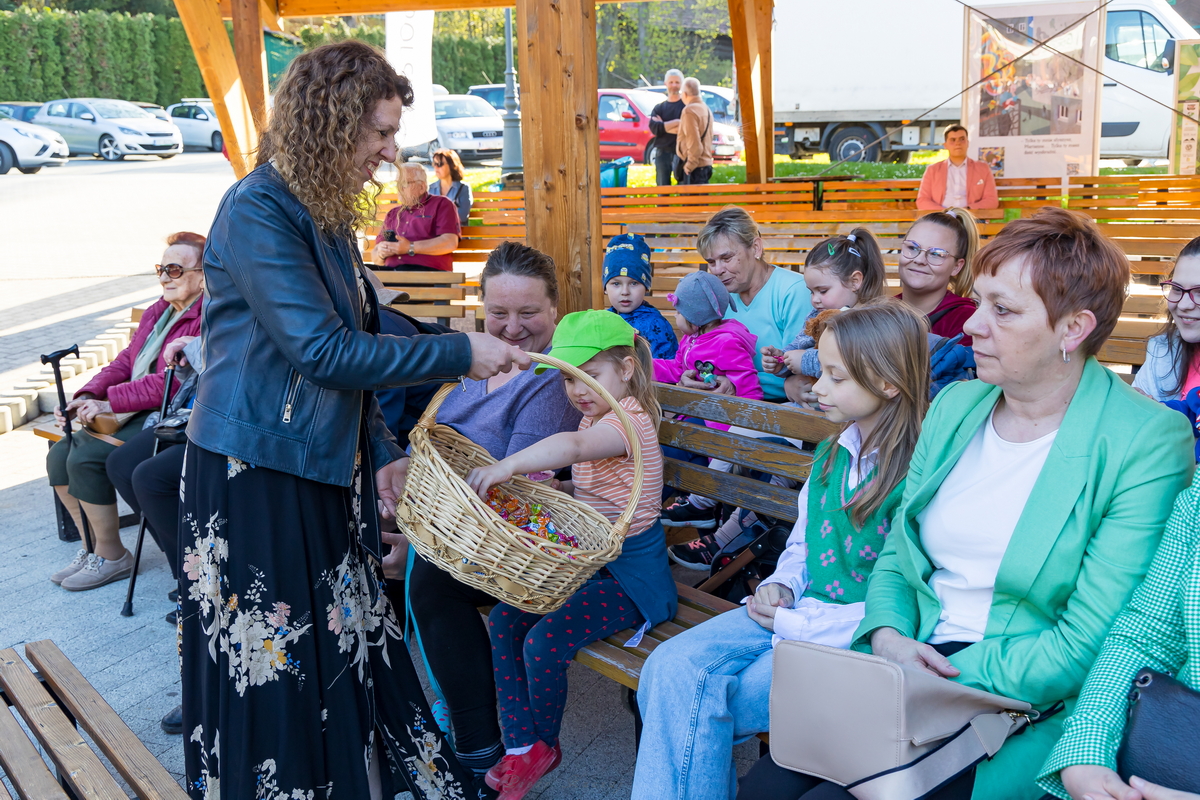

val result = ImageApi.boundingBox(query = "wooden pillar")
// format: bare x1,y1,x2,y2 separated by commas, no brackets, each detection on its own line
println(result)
174,0,258,178
232,0,269,129
730,0,773,184
515,0,603,316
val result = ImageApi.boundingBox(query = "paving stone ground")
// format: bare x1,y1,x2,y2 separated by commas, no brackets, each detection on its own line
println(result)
0,154,758,799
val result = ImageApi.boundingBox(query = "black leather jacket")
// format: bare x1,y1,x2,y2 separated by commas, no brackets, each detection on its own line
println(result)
189,163,472,486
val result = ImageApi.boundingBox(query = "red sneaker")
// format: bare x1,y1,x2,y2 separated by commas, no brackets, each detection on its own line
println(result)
485,741,562,799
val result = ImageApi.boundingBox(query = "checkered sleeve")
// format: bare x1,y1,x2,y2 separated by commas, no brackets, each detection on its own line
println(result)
1037,479,1200,798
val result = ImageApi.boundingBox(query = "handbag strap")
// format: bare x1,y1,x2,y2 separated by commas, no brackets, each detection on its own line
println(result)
79,428,125,448
847,713,1030,800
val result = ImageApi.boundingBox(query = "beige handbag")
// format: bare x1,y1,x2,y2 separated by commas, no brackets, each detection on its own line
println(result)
769,640,1034,800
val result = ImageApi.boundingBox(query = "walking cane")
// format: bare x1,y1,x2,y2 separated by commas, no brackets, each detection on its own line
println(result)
120,364,175,617
41,345,94,555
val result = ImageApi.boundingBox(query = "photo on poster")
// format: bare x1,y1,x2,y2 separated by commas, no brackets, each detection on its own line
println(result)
979,146,1006,176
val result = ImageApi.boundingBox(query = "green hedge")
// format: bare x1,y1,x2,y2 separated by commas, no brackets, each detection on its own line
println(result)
0,7,205,107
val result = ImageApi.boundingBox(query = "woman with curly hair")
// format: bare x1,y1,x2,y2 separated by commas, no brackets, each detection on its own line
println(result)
182,40,526,799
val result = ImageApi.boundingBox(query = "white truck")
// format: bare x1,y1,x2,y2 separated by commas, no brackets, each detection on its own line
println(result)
773,0,1195,162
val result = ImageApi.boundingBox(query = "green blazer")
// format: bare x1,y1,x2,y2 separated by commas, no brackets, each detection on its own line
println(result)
852,358,1194,800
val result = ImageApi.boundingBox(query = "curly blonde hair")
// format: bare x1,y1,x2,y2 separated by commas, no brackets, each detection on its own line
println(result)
256,40,414,234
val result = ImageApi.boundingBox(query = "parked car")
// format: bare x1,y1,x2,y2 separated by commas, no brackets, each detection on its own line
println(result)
599,87,743,164
645,84,738,126
0,101,44,123
468,83,520,113
32,98,183,161
166,99,223,151
0,107,69,174
134,102,171,122
432,94,503,162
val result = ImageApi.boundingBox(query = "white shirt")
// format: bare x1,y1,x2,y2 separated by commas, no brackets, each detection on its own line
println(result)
943,159,969,208
918,411,1057,644
757,423,876,647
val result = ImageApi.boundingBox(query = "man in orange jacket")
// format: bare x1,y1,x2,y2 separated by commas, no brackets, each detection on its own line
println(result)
916,125,999,210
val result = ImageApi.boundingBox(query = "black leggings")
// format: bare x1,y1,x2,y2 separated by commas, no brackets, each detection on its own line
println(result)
407,552,503,755
105,427,184,579
736,761,975,800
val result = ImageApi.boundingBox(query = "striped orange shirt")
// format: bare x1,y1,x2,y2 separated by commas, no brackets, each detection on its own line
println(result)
572,397,664,537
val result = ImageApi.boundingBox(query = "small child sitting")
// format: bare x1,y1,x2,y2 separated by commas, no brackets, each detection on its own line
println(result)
604,233,678,359
762,228,887,382
653,271,762,401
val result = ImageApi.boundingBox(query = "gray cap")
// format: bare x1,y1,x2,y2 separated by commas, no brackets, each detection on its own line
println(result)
669,270,734,328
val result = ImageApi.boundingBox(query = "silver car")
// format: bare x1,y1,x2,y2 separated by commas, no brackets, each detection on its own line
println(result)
166,100,223,151
0,107,69,174
433,95,503,163
32,98,183,161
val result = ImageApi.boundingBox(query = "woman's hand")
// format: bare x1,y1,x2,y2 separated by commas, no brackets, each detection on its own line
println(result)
464,332,531,381
746,582,795,632
466,462,514,500
870,627,961,678
1060,765,1140,800
163,335,198,367
761,346,785,374
784,374,818,406
380,530,408,580
375,456,410,521
69,398,112,425
1130,777,1200,800
55,396,88,428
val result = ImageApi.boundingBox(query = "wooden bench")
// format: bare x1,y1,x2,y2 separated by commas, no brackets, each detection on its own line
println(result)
0,640,186,799
820,176,1063,214
369,270,466,327
1068,175,1200,222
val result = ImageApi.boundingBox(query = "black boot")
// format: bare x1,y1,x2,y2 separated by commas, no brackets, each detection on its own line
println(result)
161,704,183,735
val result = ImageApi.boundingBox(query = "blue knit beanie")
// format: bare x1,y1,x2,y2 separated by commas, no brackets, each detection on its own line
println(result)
602,234,653,289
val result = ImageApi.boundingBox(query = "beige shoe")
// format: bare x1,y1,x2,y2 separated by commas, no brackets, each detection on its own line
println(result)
61,550,133,592
50,548,90,585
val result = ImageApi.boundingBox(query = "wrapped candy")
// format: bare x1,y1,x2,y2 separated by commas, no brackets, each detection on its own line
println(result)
486,486,581,554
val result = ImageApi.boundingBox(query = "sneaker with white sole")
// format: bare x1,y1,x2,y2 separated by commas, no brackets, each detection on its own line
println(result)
668,535,721,571
50,548,90,585
661,500,718,530
61,550,134,592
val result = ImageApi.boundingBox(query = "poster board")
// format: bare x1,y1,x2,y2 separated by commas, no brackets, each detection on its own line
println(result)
387,11,438,149
1169,39,1200,175
963,1,1104,180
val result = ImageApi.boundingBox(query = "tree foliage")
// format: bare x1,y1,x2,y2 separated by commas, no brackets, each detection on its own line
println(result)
0,7,204,106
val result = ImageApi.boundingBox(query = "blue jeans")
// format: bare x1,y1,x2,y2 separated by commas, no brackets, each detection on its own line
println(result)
632,608,775,800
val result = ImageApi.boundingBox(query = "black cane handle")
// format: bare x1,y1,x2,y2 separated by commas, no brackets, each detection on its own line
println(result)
41,344,79,365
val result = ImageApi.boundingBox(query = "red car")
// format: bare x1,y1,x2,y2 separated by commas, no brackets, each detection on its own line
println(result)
598,88,743,164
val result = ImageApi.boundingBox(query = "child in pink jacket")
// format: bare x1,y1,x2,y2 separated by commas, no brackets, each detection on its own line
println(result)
653,271,762,400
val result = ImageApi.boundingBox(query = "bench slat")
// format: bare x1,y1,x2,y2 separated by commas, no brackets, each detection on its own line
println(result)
676,583,739,615
659,418,814,481
0,704,71,800
572,640,643,689
0,648,126,800
387,303,466,318
658,385,837,443
372,271,466,286
0,770,14,800
25,640,190,800
664,458,800,523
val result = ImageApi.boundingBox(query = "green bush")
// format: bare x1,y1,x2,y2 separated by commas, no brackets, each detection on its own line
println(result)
0,7,205,106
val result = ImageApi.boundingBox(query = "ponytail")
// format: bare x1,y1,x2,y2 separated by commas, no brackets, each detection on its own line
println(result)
805,227,887,303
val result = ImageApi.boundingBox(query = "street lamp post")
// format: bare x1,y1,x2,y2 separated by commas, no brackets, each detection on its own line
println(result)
500,7,522,174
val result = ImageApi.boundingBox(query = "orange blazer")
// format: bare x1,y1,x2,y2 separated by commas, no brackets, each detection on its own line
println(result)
916,157,999,210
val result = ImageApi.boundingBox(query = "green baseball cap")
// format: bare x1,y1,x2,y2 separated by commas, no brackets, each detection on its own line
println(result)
536,310,636,373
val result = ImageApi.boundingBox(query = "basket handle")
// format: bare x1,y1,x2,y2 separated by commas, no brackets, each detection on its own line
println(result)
417,352,644,538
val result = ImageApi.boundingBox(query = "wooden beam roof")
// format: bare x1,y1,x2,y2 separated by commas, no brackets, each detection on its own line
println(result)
217,0,665,20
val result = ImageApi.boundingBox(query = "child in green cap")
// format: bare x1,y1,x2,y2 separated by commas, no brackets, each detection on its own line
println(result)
465,309,675,800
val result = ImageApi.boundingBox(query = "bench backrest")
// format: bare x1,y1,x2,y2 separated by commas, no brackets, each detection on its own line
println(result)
820,176,1064,213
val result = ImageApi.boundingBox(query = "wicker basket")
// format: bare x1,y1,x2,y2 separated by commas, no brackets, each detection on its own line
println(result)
396,352,644,614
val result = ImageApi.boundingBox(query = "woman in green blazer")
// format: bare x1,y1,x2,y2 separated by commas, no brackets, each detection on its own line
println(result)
736,209,1194,800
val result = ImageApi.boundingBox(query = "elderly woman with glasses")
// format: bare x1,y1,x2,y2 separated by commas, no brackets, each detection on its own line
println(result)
427,147,472,226
1133,236,1200,403
47,231,205,592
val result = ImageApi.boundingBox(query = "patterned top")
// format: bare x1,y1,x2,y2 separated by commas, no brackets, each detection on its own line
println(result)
572,396,664,537
1038,474,1200,797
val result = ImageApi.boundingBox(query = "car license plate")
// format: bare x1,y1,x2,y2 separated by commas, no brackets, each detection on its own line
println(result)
715,145,736,156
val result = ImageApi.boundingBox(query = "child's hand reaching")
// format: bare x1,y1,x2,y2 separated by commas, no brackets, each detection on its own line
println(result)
466,462,515,499
781,348,807,374
760,346,785,374
745,582,795,632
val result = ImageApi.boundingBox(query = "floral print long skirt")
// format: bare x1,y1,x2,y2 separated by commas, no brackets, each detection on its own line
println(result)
179,442,471,799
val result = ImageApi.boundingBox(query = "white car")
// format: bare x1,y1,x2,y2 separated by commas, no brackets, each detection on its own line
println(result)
433,95,503,162
166,99,223,151
32,98,183,161
0,107,69,175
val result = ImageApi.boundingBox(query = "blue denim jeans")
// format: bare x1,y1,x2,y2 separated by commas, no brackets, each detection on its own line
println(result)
631,608,775,800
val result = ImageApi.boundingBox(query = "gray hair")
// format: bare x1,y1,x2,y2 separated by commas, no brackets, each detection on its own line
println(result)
697,206,761,259
682,77,701,97
399,162,426,183
664,69,684,82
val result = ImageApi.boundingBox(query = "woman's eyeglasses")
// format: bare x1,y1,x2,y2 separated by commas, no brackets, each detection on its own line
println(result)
1161,280,1200,305
155,263,202,279
900,241,959,267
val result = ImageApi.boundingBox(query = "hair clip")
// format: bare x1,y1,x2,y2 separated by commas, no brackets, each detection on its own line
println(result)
848,247,862,258
666,292,680,307
826,243,837,257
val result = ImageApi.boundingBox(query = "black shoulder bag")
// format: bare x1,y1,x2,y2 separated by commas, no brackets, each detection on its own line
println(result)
1116,668,1200,792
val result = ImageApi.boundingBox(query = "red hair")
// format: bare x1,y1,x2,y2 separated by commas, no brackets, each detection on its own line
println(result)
166,231,206,261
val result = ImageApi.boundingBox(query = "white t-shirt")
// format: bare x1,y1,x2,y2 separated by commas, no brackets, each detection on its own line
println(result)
917,410,1057,644
943,160,969,208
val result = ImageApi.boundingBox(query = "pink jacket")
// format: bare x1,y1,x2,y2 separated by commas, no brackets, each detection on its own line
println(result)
654,319,762,400
77,296,203,413
916,158,998,210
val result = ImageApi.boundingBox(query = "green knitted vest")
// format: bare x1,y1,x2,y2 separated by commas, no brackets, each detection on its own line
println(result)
801,441,906,605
